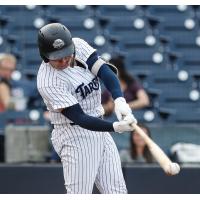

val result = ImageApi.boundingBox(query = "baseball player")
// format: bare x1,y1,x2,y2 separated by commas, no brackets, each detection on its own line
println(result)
37,23,137,194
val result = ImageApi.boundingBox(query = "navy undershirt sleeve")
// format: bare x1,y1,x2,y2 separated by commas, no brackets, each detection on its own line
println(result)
86,52,123,100
61,104,114,132
97,64,123,99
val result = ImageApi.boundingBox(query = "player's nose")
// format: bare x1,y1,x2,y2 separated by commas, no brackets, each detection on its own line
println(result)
57,58,67,65
61,57,71,64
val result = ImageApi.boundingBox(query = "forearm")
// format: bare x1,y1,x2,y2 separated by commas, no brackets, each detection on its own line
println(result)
61,104,114,132
129,99,149,110
129,90,150,109
74,115,114,132
97,64,123,99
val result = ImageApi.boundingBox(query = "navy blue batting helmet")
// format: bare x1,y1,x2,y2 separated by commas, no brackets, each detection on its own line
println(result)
38,23,75,62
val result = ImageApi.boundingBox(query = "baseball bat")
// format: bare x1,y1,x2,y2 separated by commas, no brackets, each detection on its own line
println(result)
131,123,180,176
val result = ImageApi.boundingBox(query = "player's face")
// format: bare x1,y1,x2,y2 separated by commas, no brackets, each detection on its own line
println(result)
49,55,73,70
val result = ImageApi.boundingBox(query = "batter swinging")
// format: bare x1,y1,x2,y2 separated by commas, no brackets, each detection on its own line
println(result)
37,23,137,194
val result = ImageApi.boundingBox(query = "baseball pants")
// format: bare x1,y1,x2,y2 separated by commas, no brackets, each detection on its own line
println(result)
51,124,127,194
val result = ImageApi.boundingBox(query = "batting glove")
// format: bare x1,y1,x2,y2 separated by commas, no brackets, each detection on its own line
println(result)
123,113,137,124
113,119,134,133
114,97,132,121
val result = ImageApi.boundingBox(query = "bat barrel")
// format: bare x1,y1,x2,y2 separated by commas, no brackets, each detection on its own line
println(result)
131,123,179,175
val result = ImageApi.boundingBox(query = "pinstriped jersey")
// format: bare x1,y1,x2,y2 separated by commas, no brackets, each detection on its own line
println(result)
37,37,104,125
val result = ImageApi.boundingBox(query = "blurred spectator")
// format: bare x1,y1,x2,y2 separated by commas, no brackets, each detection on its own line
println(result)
0,53,16,112
120,123,154,163
169,142,200,163
43,110,60,163
0,53,16,162
101,56,150,116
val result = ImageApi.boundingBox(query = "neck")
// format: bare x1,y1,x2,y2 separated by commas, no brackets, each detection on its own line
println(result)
136,146,144,156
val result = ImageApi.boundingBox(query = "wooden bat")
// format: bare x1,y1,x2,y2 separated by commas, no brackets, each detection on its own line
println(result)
131,123,180,176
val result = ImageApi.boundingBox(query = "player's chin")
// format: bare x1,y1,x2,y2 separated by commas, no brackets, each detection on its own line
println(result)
57,65,69,70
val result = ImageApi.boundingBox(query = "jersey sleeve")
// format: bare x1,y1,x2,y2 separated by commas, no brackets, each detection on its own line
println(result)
39,84,78,110
73,37,96,64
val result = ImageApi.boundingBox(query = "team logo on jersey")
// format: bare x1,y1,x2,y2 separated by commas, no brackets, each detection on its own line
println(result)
53,39,65,49
75,77,99,99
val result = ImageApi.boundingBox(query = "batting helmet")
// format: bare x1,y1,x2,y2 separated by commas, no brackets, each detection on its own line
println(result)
38,23,75,63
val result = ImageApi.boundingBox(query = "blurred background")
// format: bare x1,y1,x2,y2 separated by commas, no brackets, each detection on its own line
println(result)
0,5,200,194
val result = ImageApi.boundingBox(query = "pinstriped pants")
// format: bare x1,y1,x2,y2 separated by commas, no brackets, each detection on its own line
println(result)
51,124,127,194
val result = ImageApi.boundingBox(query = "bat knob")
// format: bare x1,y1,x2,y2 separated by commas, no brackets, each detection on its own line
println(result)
165,162,180,176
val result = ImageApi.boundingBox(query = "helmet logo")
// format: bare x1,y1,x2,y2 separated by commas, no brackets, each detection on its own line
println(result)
53,39,65,49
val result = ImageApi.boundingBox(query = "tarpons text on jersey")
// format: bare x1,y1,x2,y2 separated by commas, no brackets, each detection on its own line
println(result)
75,77,99,99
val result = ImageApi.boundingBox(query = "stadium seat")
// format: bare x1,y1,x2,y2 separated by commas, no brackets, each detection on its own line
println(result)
150,5,190,18
47,5,91,18
97,5,138,18
0,5,200,125
172,110,200,123
0,113,6,131
179,48,200,64
108,17,149,41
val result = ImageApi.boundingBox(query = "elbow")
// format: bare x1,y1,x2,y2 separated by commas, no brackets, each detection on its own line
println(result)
138,96,150,108
143,97,150,107
138,90,150,107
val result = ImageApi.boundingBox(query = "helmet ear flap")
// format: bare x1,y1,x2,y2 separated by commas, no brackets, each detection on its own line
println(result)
43,56,49,63
40,53,49,63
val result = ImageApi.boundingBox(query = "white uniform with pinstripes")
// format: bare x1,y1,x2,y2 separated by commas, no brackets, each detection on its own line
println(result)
37,38,127,194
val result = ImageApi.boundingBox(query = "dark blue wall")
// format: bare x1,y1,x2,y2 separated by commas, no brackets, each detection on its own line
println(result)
0,164,199,194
